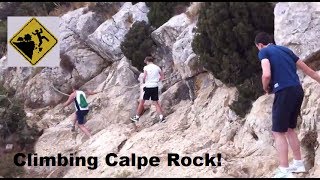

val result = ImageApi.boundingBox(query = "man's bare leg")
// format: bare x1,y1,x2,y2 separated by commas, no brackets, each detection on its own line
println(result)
154,101,164,121
273,131,289,167
286,128,302,160
78,124,91,138
286,128,306,172
73,114,77,126
154,101,163,115
137,100,145,116
71,114,77,131
131,100,145,122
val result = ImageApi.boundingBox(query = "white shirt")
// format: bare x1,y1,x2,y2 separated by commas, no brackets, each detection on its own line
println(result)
143,63,161,88
74,90,89,111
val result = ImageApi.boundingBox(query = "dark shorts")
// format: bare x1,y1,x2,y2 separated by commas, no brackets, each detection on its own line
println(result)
76,110,89,125
143,87,159,101
272,85,304,132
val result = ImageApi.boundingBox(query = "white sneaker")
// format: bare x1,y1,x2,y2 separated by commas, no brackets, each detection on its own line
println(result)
288,162,306,173
159,116,166,123
130,116,139,122
273,168,295,178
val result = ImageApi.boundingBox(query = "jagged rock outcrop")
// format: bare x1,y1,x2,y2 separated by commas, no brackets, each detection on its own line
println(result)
1,1,319,178
21,5,112,108
152,13,191,49
22,51,108,108
275,2,320,178
0,67,34,98
59,7,105,53
34,57,140,155
34,72,242,178
274,2,320,60
151,10,203,93
88,2,149,61
300,74,320,177
36,68,320,178
172,21,204,79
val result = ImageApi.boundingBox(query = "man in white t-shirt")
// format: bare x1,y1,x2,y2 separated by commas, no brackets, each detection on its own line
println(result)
130,56,165,123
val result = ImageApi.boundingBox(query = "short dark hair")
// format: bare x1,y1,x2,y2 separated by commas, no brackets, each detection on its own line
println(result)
254,32,273,45
72,84,80,90
145,56,154,62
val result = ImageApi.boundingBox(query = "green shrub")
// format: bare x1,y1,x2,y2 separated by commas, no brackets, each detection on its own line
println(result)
120,21,156,71
88,2,122,20
14,2,57,16
0,99,26,137
0,85,39,147
0,20,7,57
0,152,25,178
0,85,10,107
192,2,274,117
146,2,190,28
0,83,7,95
0,2,60,19
0,20,7,46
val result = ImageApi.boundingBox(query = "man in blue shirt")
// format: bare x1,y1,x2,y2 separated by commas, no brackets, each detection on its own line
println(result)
255,32,320,178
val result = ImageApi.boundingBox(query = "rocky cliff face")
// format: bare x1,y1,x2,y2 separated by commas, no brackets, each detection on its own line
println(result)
275,2,320,177
1,2,320,178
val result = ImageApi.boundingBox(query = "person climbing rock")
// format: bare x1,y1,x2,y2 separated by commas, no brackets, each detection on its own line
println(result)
255,32,320,178
61,84,98,138
130,56,165,123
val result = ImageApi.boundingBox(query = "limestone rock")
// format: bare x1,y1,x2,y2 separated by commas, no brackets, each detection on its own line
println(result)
274,2,320,60
60,7,104,53
152,13,191,49
172,21,204,79
88,2,149,61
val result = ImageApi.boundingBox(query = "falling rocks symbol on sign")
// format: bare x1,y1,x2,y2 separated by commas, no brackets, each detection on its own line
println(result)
12,33,35,60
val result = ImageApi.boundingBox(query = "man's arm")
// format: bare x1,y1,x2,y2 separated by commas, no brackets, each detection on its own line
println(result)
62,92,76,108
143,70,147,84
159,69,164,81
85,90,99,96
296,59,320,84
261,58,272,94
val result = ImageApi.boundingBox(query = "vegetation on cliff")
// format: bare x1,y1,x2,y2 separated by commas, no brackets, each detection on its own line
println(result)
192,2,274,117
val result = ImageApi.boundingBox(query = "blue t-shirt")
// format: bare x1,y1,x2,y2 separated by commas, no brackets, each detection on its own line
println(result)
258,44,301,93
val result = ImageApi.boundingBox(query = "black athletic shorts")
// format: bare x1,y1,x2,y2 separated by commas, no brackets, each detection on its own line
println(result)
272,85,304,132
76,110,89,125
143,87,159,101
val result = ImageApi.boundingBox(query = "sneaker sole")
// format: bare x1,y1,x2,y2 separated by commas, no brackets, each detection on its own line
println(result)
288,167,307,173
159,119,166,123
130,118,138,122
273,174,295,178
291,170,307,173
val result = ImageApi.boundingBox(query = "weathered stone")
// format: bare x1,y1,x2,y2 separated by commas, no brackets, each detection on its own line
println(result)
172,21,204,79
88,2,149,61
274,2,320,60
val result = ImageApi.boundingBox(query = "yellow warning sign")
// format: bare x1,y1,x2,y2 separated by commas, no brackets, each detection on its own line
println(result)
9,17,58,66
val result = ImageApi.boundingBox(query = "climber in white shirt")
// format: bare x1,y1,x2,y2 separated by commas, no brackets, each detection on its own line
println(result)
131,56,165,123
62,84,98,138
